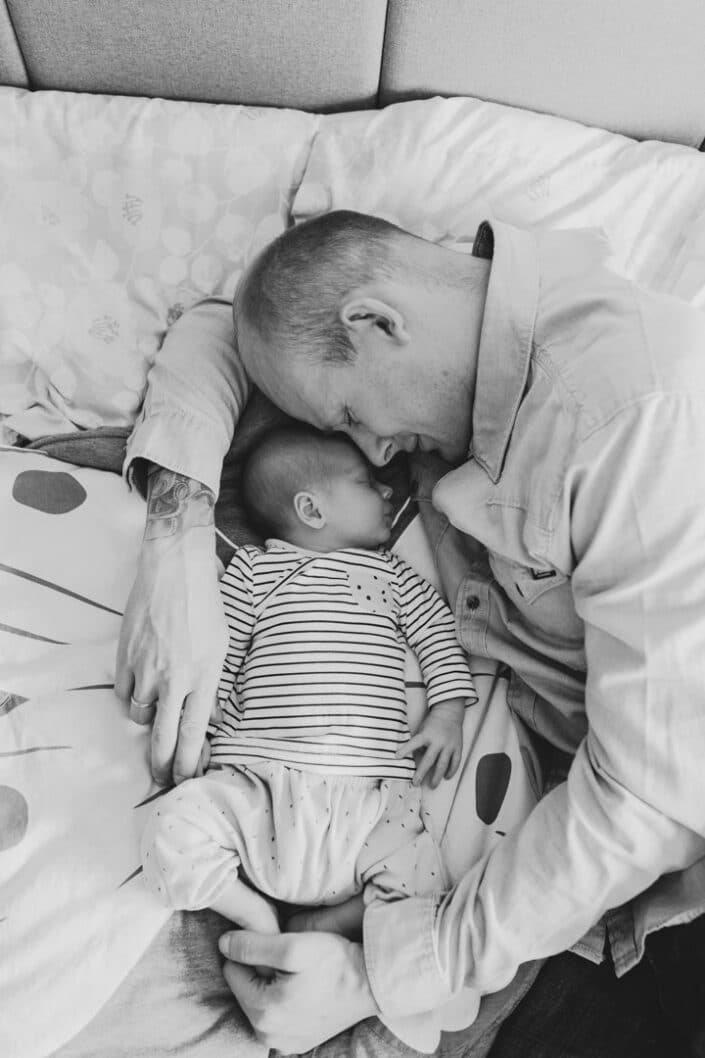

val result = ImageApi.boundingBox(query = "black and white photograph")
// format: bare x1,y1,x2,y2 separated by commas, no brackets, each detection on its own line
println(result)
2,3,705,1056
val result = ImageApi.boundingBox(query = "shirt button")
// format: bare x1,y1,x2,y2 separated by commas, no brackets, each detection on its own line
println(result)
466,594,480,612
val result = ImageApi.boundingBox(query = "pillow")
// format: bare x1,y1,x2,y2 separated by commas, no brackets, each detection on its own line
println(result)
0,88,319,442
292,95,705,301
0,446,163,1057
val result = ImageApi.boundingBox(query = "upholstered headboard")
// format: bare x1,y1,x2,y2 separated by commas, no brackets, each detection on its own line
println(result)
1,0,704,146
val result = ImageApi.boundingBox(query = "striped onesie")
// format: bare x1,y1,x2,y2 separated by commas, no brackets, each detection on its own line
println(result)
142,540,478,912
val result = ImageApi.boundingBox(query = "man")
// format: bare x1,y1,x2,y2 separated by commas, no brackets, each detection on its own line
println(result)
117,211,705,1056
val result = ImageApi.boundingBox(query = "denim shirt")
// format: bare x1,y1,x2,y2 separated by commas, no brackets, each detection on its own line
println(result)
126,220,705,1018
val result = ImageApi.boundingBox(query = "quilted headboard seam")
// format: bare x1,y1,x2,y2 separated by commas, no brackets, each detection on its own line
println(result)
0,0,27,86
375,0,393,107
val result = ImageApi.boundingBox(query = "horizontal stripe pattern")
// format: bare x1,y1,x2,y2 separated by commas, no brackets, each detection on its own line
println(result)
213,542,477,778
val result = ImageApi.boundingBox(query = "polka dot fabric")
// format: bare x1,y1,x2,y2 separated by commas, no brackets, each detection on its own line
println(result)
0,87,319,442
0,446,172,1058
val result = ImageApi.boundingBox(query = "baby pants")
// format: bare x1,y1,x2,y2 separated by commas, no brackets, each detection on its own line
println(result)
141,760,446,910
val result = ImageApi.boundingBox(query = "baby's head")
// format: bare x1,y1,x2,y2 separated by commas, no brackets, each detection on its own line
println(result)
241,425,393,552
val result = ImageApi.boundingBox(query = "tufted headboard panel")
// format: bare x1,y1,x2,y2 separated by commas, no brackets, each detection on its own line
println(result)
1,0,704,146
380,0,705,147
0,0,388,111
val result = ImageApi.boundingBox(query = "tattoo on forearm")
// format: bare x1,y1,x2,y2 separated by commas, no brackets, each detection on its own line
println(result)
144,467,215,540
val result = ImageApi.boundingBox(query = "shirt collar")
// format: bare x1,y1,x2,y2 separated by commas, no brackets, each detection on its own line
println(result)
470,220,540,483
265,538,378,559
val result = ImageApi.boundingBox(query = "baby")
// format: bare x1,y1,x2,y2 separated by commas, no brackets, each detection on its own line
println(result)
141,426,477,941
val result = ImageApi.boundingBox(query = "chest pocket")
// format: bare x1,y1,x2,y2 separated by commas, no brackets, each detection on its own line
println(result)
510,561,567,605
489,554,583,645
347,569,395,617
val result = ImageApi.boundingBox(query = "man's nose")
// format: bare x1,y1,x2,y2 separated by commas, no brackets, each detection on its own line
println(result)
354,429,396,466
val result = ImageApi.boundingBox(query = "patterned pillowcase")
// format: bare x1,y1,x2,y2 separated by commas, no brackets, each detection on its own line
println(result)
0,88,319,443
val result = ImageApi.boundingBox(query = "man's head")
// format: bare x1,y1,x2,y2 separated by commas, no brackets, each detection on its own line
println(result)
241,425,393,552
235,211,490,466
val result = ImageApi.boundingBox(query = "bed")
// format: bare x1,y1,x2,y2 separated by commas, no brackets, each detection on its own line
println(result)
2,3,705,1056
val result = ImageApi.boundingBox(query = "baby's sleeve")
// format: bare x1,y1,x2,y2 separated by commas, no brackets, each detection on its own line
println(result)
389,552,478,710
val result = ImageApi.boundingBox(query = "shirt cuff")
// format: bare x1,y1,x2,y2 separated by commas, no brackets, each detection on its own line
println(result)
123,406,228,498
426,684,479,710
363,895,454,1018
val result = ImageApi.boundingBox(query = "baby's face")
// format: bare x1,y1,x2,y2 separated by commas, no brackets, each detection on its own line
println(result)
321,448,394,549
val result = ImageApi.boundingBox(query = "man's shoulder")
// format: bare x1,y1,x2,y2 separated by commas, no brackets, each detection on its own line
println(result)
534,263,705,438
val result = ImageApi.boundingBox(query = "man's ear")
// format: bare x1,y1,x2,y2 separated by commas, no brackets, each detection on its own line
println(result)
293,491,326,529
340,297,409,345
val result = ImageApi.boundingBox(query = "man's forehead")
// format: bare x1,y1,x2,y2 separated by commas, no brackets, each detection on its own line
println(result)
239,324,344,429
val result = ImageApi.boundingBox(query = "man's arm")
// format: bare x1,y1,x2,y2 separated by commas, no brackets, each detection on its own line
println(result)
115,466,228,784
116,298,250,784
143,466,216,541
124,297,249,495
363,395,705,1017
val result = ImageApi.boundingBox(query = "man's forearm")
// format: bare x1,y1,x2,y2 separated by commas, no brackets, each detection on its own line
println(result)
123,297,250,498
144,466,215,540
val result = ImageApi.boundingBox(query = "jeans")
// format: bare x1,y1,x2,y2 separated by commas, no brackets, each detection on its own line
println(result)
489,914,705,1058
286,913,705,1058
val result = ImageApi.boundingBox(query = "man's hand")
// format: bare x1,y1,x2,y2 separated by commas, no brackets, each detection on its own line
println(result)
218,930,378,1052
115,467,228,785
396,697,465,788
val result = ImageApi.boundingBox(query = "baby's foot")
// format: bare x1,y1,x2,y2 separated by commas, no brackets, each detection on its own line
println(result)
211,877,280,934
286,894,364,940
286,907,325,933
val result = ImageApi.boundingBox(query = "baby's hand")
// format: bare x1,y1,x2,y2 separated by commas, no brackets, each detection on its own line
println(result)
395,698,465,788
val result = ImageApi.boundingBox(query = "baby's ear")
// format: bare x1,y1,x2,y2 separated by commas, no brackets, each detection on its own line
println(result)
293,490,326,529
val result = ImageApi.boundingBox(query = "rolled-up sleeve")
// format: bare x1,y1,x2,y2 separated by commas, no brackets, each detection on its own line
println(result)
363,393,705,1016
124,298,251,496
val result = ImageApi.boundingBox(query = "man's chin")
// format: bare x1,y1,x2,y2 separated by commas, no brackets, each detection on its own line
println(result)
437,440,468,466
417,435,462,463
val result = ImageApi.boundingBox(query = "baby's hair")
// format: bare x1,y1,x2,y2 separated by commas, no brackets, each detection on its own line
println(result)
240,425,358,539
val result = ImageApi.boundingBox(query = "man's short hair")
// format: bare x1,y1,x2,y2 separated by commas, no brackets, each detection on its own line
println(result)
235,210,410,365
240,424,357,539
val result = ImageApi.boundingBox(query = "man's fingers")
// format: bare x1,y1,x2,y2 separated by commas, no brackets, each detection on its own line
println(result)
114,637,133,704
221,961,285,1045
221,958,269,1016
195,740,211,777
150,682,186,785
173,685,216,784
219,929,321,973
128,667,159,724
130,699,157,726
